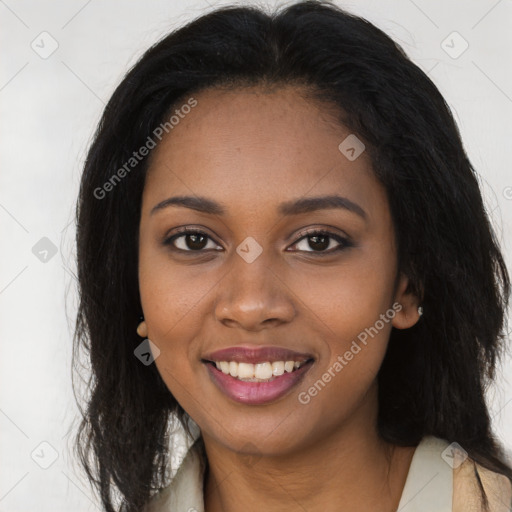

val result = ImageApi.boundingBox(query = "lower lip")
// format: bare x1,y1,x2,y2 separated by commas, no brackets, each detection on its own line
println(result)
204,360,314,405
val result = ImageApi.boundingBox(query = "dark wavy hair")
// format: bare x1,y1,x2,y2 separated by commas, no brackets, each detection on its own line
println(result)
72,1,512,510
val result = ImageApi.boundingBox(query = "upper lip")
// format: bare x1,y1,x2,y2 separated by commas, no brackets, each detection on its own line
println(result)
202,345,315,364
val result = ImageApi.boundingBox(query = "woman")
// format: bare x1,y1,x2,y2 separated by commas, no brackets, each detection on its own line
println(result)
72,1,512,511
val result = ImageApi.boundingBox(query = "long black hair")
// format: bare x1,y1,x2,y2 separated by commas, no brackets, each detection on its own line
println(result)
72,1,512,510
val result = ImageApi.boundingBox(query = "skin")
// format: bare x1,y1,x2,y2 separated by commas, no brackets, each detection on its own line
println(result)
138,85,421,512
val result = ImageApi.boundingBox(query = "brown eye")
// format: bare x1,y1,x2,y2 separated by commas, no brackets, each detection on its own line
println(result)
164,229,221,252
290,230,351,254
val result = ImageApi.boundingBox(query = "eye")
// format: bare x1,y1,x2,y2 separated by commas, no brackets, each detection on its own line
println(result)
163,228,222,252
289,229,351,254
163,227,352,255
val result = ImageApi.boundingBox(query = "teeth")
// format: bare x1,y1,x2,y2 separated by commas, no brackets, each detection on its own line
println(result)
284,361,295,373
272,361,284,376
238,362,255,379
255,362,273,379
213,360,309,381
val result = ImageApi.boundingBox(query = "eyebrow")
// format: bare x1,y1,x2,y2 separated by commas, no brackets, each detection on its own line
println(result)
150,194,367,220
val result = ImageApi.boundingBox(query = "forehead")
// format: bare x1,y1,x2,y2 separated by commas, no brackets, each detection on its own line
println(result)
142,85,385,220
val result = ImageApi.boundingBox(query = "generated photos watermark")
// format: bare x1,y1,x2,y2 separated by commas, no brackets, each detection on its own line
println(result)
94,97,197,199
298,302,403,404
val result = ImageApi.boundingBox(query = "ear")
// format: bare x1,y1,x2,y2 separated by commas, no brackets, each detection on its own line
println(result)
391,272,422,330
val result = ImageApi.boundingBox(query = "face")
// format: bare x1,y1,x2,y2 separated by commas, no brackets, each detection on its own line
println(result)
138,85,418,456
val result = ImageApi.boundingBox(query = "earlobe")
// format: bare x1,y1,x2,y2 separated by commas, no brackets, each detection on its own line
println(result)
137,320,148,338
392,273,423,330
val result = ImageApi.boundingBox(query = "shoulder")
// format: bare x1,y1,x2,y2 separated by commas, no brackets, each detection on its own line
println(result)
453,457,512,512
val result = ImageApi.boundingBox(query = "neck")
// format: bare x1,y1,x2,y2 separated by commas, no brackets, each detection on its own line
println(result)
202,385,416,512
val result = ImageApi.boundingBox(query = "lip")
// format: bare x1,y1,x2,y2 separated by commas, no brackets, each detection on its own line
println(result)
204,359,314,405
202,345,314,364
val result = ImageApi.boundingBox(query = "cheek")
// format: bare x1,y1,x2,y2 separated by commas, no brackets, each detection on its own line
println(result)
139,256,217,411
294,266,393,426
138,245,217,393
291,248,395,388
293,248,395,338
138,240,214,335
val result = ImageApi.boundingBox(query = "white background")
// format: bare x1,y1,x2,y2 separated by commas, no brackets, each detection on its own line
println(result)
1,0,511,510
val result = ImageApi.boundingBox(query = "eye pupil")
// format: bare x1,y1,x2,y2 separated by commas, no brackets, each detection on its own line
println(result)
308,234,329,251
187,233,207,250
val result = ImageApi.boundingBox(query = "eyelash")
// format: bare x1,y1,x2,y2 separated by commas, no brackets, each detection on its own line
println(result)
163,227,352,256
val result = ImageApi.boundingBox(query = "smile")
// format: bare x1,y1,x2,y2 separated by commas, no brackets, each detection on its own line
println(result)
206,359,312,381
203,358,315,405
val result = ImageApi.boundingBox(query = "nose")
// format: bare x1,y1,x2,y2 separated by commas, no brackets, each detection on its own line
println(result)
214,252,296,331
